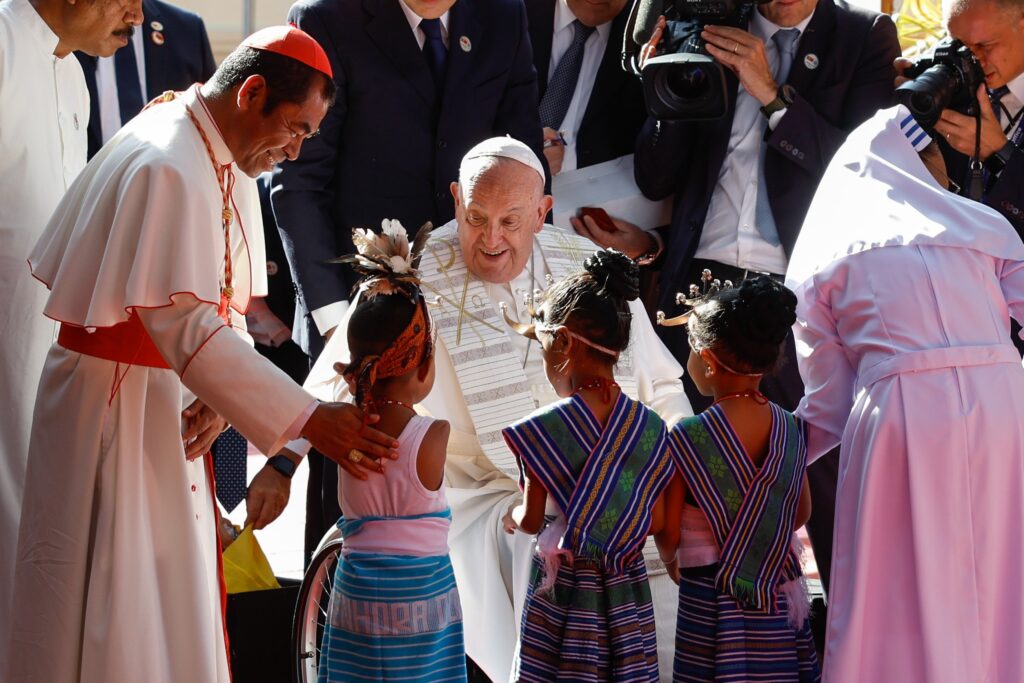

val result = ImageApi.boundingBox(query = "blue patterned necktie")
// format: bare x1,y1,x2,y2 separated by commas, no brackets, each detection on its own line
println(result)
213,427,248,512
990,85,1010,124
753,28,801,247
114,42,144,127
419,18,448,92
538,20,595,130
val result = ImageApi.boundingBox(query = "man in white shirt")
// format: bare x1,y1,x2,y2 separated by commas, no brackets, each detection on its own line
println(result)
75,0,217,158
587,0,902,594
0,0,143,674
525,0,647,175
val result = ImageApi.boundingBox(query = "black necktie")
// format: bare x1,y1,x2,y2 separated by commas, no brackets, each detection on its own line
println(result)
538,20,595,130
214,428,249,513
420,18,448,93
114,42,144,127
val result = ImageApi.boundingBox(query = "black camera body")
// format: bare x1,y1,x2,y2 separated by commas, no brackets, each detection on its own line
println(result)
626,0,767,120
895,38,986,129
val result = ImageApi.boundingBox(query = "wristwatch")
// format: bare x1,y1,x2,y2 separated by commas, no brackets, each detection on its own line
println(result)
984,140,1017,177
266,454,297,479
760,84,797,119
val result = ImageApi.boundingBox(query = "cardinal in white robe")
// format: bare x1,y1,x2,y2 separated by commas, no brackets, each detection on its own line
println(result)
787,106,1024,682
295,138,693,682
0,0,145,671
5,27,399,683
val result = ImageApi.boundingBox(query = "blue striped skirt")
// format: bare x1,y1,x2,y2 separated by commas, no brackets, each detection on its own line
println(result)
673,568,820,682
514,554,659,682
318,552,467,683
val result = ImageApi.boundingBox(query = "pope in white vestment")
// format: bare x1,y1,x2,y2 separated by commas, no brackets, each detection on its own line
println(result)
300,138,693,682
4,28,371,683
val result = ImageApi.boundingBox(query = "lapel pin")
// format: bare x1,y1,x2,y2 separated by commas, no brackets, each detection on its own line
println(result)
266,261,279,276
152,31,165,46
150,20,163,31
803,53,819,70
459,35,471,52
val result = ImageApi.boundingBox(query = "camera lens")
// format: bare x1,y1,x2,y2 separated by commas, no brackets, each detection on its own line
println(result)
895,64,961,128
661,64,710,101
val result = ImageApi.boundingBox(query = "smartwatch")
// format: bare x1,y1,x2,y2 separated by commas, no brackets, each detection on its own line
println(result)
760,84,797,119
266,454,297,479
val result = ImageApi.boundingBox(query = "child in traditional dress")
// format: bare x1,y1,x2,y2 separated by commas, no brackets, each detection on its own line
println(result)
655,275,820,682
317,221,467,683
500,249,674,682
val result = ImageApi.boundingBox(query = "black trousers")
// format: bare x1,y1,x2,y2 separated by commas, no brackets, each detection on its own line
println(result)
678,258,838,595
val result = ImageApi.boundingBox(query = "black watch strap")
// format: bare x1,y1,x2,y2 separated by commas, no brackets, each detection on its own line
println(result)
985,140,1016,176
267,454,297,479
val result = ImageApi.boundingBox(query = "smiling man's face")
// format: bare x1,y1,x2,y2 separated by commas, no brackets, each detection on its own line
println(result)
452,158,551,284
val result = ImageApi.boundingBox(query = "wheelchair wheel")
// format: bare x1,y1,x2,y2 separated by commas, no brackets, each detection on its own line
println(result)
292,537,343,683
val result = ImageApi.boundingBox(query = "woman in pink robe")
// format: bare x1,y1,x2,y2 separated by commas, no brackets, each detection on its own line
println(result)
786,106,1024,682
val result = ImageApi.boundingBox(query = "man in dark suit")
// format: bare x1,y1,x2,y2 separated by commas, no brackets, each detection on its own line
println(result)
587,0,901,594
271,0,545,567
525,0,646,174
75,0,215,158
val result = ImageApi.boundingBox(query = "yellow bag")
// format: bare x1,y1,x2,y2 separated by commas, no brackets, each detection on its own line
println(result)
222,525,281,594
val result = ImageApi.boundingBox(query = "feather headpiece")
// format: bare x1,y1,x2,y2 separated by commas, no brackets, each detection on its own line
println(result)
656,269,734,327
333,219,432,299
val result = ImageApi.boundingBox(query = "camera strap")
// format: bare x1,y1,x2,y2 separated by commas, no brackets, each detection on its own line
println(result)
967,113,985,200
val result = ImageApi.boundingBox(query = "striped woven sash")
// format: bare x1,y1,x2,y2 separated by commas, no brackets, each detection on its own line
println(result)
503,393,672,574
668,403,806,612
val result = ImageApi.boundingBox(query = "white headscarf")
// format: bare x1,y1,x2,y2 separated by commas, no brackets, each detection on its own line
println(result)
785,105,1024,293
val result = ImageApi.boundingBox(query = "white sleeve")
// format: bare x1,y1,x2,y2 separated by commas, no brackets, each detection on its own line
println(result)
629,300,693,427
793,281,856,462
311,300,350,336
137,295,317,455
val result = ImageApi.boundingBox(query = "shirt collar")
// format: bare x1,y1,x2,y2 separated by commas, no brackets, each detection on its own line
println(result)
1005,72,1024,110
181,85,234,167
555,0,612,41
398,0,450,36
15,0,61,58
750,6,815,44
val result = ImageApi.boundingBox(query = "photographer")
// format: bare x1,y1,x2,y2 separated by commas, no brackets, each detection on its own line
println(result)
896,0,1024,237
594,0,900,594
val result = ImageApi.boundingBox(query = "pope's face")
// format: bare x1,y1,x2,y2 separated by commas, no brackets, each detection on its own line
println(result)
758,0,818,28
567,0,629,28
452,161,551,284
404,0,458,20
232,77,331,178
948,0,1024,89
72,0,144,58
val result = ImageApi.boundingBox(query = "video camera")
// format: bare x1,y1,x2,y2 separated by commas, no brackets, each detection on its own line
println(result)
895,38,986,130
623,0,770,120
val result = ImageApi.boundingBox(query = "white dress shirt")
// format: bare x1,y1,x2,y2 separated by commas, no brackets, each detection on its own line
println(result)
695,8,814,275
95,28,147,144
398,0,450,49
547,0,611,173
997,71,1023,137
311,0,451,335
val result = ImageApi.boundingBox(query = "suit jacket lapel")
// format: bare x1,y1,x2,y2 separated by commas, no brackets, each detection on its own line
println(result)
441,0,481,107
525,0,554,96
786,0,835,93
364,0,437,108
74,52,102,156
141,0,167,100
579,8,628,136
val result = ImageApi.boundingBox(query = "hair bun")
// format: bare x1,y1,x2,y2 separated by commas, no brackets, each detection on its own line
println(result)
734,276,797,345
584,249,640,302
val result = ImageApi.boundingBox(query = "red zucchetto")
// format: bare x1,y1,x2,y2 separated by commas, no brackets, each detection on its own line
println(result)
240,25,333,79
